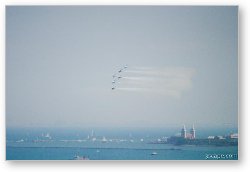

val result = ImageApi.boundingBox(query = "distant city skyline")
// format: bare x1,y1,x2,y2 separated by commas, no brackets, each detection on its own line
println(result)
6,6,238,128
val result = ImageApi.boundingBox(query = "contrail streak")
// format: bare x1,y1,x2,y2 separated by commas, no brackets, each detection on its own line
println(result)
116,88,151,92
112,66,196,97
124,67,196,78
116,87,181,97
122,76,154,81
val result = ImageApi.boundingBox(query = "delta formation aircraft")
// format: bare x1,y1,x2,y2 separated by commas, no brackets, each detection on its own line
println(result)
112,65,128,90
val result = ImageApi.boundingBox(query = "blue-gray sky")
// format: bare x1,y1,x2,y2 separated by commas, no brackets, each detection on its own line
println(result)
6,6,238,128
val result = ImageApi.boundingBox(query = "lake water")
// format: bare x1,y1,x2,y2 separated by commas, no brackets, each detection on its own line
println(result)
6,127,238,160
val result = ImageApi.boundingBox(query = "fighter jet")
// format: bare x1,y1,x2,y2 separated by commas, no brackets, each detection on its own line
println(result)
111,65,128,90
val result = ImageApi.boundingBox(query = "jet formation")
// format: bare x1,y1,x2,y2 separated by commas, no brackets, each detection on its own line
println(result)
112,65,128,90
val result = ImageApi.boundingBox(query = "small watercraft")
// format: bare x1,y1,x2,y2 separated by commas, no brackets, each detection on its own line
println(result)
73,155,89,160
151,152,157,155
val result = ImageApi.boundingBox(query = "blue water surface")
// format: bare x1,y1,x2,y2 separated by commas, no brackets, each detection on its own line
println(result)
6,127,238,160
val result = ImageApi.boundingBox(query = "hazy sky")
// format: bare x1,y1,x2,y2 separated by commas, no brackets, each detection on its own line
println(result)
6,6,238,128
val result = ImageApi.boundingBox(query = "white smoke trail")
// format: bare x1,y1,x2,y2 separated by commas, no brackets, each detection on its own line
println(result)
124,67,195,78
113,66,196,98
116,87,182,97
116,88,150,91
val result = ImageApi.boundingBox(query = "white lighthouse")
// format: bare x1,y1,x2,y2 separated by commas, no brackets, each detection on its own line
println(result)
181,125,187,138
190,124,196,139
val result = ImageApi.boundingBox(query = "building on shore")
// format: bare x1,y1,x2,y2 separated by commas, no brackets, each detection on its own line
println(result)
181,125,187,138
166,125,238,146
190,125,196,139
181,124,195,139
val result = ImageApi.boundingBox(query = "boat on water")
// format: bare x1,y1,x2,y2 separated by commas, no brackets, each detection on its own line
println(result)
102,136,108,143
151,152,157,155
73,155,89,160
41,133,52,139
16,139,24,143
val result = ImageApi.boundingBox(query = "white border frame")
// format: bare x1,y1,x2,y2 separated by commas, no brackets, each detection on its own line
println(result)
1,0,249,172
